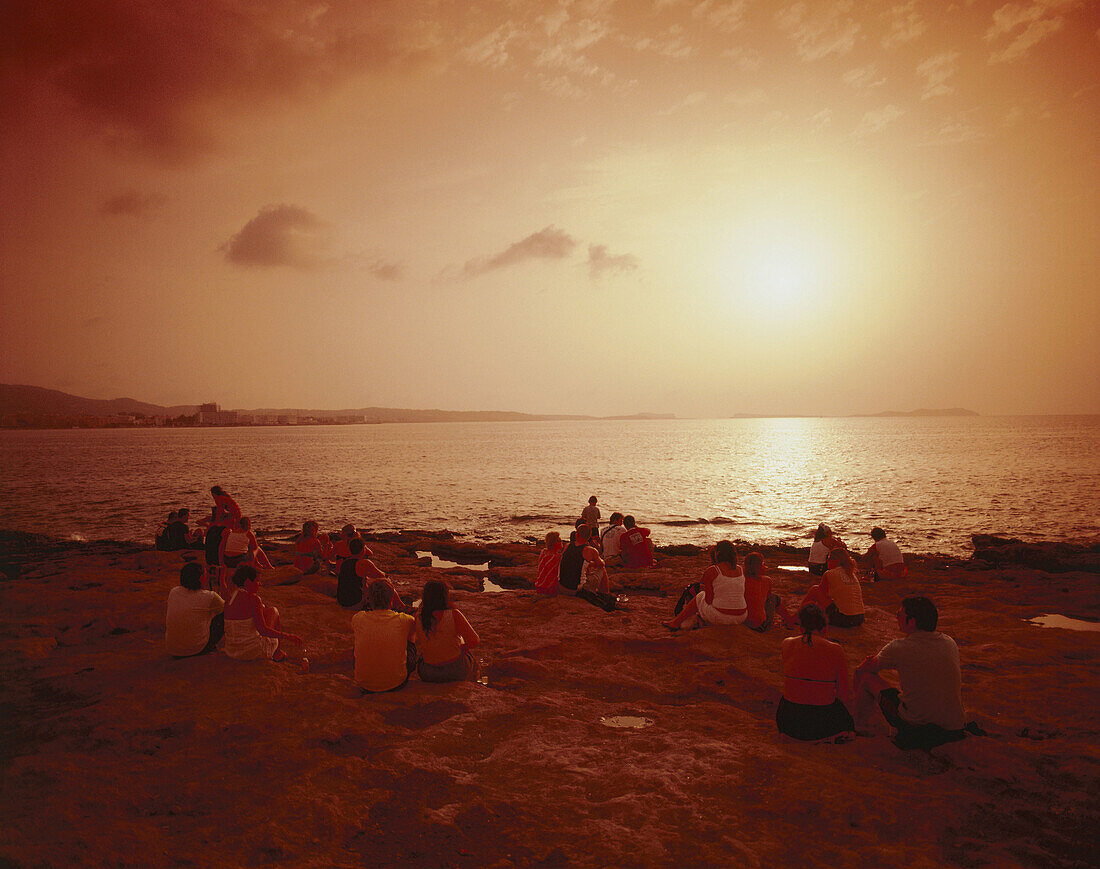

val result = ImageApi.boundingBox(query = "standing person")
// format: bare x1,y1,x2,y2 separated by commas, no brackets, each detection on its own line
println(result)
535,531,564,595
411,580,480,683
352,580,417,693
600,513,627,566
222,565,302,662
662,540,746,631
802,547,865,627
165,562,224,657
581,496,601,534
865,527,908,581
620,516,657,568
854,595,967,749
743,552,797,632
776,604,855,741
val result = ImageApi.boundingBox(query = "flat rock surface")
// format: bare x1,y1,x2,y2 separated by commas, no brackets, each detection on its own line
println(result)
1,531,1098,867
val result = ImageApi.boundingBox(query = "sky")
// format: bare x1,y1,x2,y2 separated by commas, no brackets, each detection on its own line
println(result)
1,0,1098,418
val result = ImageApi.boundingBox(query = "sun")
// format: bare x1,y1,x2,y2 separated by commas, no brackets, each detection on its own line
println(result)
750,241,816,304
727,217,834,310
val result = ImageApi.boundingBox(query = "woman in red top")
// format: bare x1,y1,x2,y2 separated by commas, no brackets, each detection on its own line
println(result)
776,604,854,741
743,552,797,632
535,531,564,595
293,521,330,574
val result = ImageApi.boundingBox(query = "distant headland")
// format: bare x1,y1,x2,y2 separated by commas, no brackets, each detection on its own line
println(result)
0,383,979,429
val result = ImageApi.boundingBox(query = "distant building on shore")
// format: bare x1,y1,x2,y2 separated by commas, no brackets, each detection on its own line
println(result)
197,402,238,426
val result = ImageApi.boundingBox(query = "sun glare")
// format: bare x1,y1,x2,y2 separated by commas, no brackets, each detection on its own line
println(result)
725,216,835,313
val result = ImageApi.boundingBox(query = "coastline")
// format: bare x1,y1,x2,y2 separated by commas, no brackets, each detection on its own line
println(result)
1,529,1097,866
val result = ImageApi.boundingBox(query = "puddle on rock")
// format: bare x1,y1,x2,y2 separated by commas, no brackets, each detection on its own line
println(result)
600,715,653,730
1027,614,1100,632
415,551,489,572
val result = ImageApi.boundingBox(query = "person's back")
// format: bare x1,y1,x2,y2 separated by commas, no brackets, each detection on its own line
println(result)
869,532,907,580
824,566,865,616
165,584,224,657
166,519,190,551
558,537,586,591
877,630,964,730
620,518,653,567
601,523,627,559
782,635,848,706
336,556,364,607
536,533,563,595
352,608,414,692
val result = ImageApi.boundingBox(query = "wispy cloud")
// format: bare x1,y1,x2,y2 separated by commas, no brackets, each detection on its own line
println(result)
370,260,403,281
917,52,960,99
693,0,748,33
588,244,639,277
775,1,860,61
842,65,886,88
461,23,519,69
985,0,1077,63
461,226,577,278
882,2,927,49
100,190,168,216
222,204,329,269
854,104,903,137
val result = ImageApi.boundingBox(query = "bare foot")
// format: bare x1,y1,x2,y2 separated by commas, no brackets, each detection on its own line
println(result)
661,621,680,632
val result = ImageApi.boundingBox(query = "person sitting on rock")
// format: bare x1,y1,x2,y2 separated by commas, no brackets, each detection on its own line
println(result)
219,516,273,579
411,579,480,683
807,523,832,576
175,508,204,548
663,540,746,631
743,552,797,632
853,595,968,749
329,524,361,570
293,521,331,575
558,522,616,611
864,527,908,581
600,513,627,566
619,515,657,568
222,564,302,663
352,579,417,693
535,531,564,595
165,562,224,657
776,603,855,741
337,538,407,610
801,547,865,627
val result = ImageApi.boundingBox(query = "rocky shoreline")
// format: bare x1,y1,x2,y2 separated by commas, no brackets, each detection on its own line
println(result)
1,528,1097,866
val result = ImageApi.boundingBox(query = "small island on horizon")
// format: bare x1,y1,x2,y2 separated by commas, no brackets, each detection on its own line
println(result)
0,383,982,429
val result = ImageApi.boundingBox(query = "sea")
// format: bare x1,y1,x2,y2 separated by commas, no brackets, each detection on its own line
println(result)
1,416,1098,557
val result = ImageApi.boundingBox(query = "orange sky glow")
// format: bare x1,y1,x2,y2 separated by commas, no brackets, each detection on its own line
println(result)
1,0,1097,417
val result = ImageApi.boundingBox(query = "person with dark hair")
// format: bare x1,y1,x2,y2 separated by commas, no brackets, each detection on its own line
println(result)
807,523,832,576
174,508,204,548
619,515,657,568
165,562,225,657
336,538,406,609
222,564,301,662
535,531,564,595
411,580,480,683
776,604,855,741
293,521,330,575
854,595,967,749
743,552,797,632
558,522,616,611
864,527,908,581
581,496,601,534
801,547,865,627
600,513,627,565
329,524,361,570
352,579,417,692
219,517,274,578
663,540,746,631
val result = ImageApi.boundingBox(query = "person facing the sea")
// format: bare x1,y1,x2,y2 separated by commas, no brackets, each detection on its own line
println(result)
558,522,616,611
864,527,908,581
535,531,564,595
165,562,225,657
352,580,417,693
776,603,855,742
581,496,601,533
808,524,832,576
619,516,657,568
854,595,967,749
337,538,407,610
663,540,746,631
411,579,480,683
219,516,273,576
329,524,361,569
802,547,865,627
293,521,330,575
743,552,797,632
222,564,302,662
600,513,627,565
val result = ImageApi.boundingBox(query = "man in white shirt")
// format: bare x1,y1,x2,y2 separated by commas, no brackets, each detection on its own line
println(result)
165,562,224,657
864,526,908,581
600,512,627,564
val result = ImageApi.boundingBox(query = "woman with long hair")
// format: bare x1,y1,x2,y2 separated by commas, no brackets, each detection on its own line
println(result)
743,552,797,632
776,603,855,741
662,540,746,631
803,547,865,627
411,579,480,683
535,531,564,595
293,521,330,575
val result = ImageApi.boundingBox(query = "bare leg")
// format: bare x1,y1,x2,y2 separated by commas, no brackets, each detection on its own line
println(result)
852,670,891,728
663,598,699,630
254,546,275,570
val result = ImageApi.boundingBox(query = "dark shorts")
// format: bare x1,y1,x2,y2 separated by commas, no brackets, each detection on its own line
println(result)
418,649,478,683
826,603,864,628
808,562,827,577
222,553,248,569
878,688,967,750
776,697,854,741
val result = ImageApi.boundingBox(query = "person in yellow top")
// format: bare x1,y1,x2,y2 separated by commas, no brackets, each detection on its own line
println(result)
352,580,417,693
411,580,480,683
801,547,865,627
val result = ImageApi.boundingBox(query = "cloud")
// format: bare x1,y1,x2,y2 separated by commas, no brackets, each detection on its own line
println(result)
882,2,927,49
985,0,1078,63
222,204,329,269
587,244,639,277
854,104,903,137
370,260,403,281
692,1,748,33
462,226,577,278
775,1,860,61
917,51,960,99
0,1,438,163
461,24,520,69
100,191,168,216
842,65,886,88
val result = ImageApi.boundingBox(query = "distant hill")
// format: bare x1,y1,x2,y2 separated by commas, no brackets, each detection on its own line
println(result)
865,408,979,417
0,384,196,418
